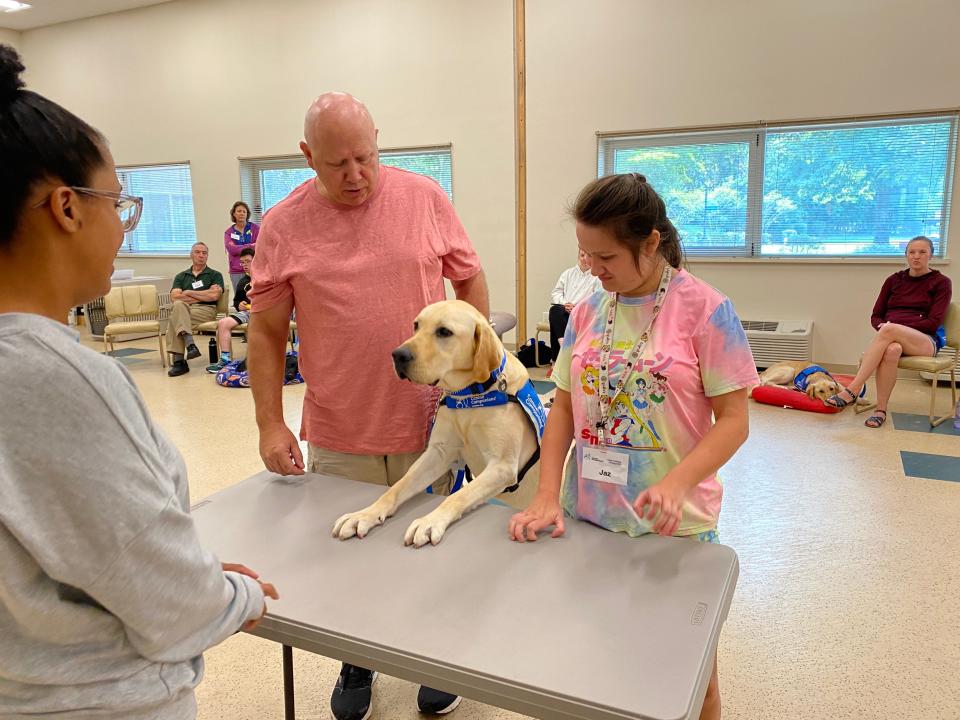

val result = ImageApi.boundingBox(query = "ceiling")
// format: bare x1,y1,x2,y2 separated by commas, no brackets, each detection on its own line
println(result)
0,0,176,31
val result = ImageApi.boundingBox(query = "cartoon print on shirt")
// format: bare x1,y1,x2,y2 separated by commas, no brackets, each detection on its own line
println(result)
630,376,662,443
582,365,600,395
578,345,672,449
580,363,604,430
607,393,661,450
631,376,649,414
648,371,670,413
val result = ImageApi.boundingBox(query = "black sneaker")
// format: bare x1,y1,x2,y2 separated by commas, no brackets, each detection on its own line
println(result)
167,359,189,377
330,663,377,720
417,686,462,715
185,343,201,360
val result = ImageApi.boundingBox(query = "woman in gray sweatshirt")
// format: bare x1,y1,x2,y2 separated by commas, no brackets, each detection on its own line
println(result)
0,45,279,719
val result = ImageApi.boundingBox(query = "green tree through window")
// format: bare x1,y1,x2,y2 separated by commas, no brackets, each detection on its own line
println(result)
601,115,957,257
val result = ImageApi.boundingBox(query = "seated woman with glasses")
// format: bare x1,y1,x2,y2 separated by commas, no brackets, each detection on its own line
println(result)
0,44,278,720
826,235,952,427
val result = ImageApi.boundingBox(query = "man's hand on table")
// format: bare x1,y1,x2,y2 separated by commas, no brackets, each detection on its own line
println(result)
259,423,305,476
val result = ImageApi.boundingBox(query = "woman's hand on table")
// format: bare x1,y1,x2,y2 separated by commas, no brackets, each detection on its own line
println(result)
508,492,566,542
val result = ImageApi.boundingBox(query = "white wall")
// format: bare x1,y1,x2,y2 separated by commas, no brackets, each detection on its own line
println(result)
20,0,516,319
526,0,960,366
0,27,21,50
15,0,960,364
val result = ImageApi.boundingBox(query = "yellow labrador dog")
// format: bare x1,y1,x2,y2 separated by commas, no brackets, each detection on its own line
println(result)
332,300,542,547
758,360,840,403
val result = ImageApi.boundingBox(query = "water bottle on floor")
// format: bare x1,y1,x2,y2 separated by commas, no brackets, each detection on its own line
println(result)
208,337,218,364
953,397,960,430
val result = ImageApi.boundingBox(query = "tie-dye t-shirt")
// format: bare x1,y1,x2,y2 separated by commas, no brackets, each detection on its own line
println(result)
552,269,758,537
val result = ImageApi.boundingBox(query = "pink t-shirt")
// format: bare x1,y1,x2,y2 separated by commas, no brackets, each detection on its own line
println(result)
248,166,482,454
552,270,759,536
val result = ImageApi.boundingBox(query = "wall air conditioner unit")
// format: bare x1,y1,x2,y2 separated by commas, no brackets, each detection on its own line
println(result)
740,320,813,369
919,346,959,382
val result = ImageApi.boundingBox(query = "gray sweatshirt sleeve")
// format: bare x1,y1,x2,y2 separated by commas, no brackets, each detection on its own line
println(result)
84,497,266,663
0,328,265,664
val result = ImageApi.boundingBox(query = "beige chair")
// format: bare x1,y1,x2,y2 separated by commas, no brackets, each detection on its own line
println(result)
103,285,166,367
196,293,297,352
857,302,959,426
896,303,959,427
230,320,298,351
193,286,231,336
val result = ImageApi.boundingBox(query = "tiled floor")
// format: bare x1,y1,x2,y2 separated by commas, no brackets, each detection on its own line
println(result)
83,331,960,720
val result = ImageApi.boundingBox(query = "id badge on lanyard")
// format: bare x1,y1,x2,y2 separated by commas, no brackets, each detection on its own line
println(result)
582,444,629,485
595,264,673,451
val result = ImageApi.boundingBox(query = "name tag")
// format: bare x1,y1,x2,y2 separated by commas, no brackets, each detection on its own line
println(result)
191,280,204,290
231,232,241,240
582,446,629,485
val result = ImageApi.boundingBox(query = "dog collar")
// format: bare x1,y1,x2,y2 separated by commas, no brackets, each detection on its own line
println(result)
793,365,831,392
793,365,866,398
437,356,547,493
444,353,509,407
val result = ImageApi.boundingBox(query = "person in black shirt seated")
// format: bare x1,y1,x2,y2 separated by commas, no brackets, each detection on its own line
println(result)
207,246,254,373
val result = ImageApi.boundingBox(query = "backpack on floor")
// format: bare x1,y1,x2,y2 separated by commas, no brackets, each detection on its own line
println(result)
216,351,304,388
516,338,551,368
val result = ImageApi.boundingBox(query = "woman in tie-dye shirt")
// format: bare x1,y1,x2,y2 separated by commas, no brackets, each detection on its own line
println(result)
508,173,758,720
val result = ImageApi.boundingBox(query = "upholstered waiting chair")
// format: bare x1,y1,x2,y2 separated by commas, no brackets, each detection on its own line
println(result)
194,292,296,352
895,302,959,427
224,320,297,351
192,286,231,337
103,285,166,367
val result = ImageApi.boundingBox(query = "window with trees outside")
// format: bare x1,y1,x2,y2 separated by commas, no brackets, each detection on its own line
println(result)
599,113,958,258
239,146,453,221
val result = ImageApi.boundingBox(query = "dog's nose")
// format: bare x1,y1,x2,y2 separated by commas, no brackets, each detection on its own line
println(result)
392,346,414,377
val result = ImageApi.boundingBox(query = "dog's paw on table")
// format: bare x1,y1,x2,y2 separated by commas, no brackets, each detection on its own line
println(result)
404,512,453,547
332,508,387,540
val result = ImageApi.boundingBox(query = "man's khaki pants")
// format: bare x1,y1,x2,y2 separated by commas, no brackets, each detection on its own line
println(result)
307,444,452,494
165,301,217,355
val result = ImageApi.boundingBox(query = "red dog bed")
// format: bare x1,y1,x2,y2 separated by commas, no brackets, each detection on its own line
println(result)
751,374,859,414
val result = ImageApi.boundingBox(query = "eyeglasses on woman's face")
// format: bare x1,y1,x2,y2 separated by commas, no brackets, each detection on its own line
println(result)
33,186,143,233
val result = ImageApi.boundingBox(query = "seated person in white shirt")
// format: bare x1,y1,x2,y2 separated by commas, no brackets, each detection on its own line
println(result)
549,249,602,362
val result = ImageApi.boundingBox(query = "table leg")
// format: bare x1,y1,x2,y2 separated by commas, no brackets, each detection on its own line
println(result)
282,644,295,720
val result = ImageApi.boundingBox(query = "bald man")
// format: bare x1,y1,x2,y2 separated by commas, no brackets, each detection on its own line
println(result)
247,93,487,720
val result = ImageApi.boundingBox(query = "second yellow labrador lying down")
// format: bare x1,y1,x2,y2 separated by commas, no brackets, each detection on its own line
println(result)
332,300,544,547
757,360,840,403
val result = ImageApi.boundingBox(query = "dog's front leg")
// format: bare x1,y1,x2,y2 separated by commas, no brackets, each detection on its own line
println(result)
405,461,515,547
332,441,459,540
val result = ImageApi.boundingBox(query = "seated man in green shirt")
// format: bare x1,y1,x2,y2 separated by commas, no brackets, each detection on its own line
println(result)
166,241,224,377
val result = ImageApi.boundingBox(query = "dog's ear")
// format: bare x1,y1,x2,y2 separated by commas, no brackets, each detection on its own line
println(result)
473,317,502,382
805,384,818,400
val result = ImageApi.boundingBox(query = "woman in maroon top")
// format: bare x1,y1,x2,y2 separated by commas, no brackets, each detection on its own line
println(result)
827,236,952,427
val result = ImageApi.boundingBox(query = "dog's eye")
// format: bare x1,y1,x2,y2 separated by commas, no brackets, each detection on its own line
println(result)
413,321,419,331
436,327,453,338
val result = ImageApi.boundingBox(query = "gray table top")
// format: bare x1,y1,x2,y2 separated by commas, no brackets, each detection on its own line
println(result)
192,471,738,720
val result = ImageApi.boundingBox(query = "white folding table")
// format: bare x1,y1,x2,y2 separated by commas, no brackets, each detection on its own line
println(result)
192,471,738,720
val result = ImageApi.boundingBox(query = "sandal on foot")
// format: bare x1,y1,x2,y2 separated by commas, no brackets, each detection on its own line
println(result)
864,409,887,428
825,386,857,408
